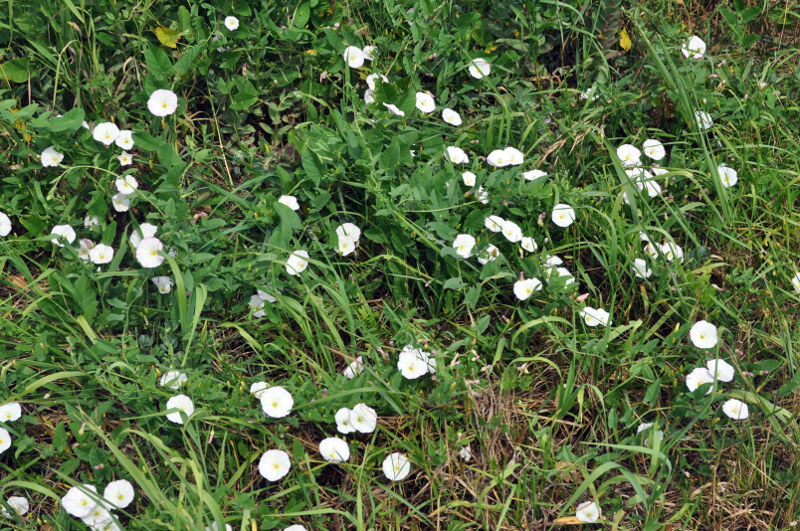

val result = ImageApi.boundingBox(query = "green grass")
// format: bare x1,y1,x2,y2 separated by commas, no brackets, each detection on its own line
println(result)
1,0,800,529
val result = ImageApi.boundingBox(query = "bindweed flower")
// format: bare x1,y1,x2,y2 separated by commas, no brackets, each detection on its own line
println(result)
103,479,134,509
249,381,268,398
468,58,491,79
362,45,377,61
382,452,411,481
722,399,748,420
581,307,611,327
115,130,134,150
77,239,94,262
93,122,120,146
278,195,300,211
364,89,375,104
224,16,239,31
484,215,505,233
690,320,718,349
459,445,472,461
446,146,469,164
706,358,734,382
89,243,114,265
258,449,291,481
580,86,599,101
335,407,355,434
84,215,99,228
0,212,11,237
383,102,405,117
336,236,357,257
504,147,524,166
115,175,138,195
486,149,508,168
694,110,713,130
555,267,576,287
286,250,310,275
50,224,76,247
130,223,158,249
336,223,361,257
0,402,21,422
576,501,601,523
616,144,641,167
260,386,293,418
681,35,706,59
249,290,275,317
41,146,64,167
165,394,194,424
523,169,547,181
660,242,683,263
551,203,576,228
462,171,476,187
160,370,187,389
415,92,435,113
642,139,665,160
343,46,365,68
520,236,537,252
81,503,112,527
343,356,364,379
2,496,29,518
111,193,131,212
452,234,476,259
636,422,664,444
686,367,715,395
501,220,522,243
792,272,800,294
319,437,350,463
0,427,10,454
513,278,542,301
350,403,378,433
476,186,489,204
117,151,133,166
632,258,652,279
284,526,306,531
477,244,500,265
61,485,98,518
366,73,388,91
148,89,179,117
397,348,430,379
717,164,738,188
442,108,462,126
136,237,164,268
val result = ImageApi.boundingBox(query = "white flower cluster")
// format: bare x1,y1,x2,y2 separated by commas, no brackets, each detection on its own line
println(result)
61,479,134,530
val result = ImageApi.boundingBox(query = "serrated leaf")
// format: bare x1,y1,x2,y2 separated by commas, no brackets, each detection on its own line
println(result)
154,26,181,48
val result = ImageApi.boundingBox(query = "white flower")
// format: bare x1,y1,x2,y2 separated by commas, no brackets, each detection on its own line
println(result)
462,171,476,186
551,203,576,228
522,169,547,181
792,272,800,294
503,147,524,166
397,348,430,379
645,241,659,259
580,307,611,327
249,381,268,399
364,89,375,104
632,258,652,279
136,237,164,268
690,320,718,349
459,445,472,461
362,45,377,61
0,403,21,422
50,224,76,247
115,175,138,195
343,356,364,379
695,110,713,130
383,102,405,117
0,426,9,454
544,255,563,268
61,485,98,518
616,144,641,167
103,479,134,509
147,89,179,117
284,526,306,531
706,359,734,382
520,236,537,253
248,290,275,318
722,399,749,420
93,122,120,146
41,146,64,167
681,35,706,59
117,151,133,166
484,215,505,233
89,243,114,265
476,185,489,204
717,164,738,188
555,267,576,287
319,437,350,463
486,149,508,168
160,370,187,389
446,146,469,164
442,108,462,126
642,139,665,160
115,130,134,150
636,422,664,444
686,367,715,395
77,239,94,261
335,407,356,434
513,278,542,301
130,223,158,248
260,386,293,418
468,58,491,79
166,394,194,424
336,223,361,243
366,73,388,91
580,86,599,101
415,92,435,113
382,452,411,481
278,195,300,211
660,242,683,263
350,403,378,433
576,501,601,523
0,212,11,237
636,171,662,197
258,449,291,481
84,214,99,228
82,503,112,527
3,496,29,517
286,250,310,275
452,234,476,259
111,193,131,212
477,244,500,265
501,220,523,243
224,16,239,31
343,46,365,68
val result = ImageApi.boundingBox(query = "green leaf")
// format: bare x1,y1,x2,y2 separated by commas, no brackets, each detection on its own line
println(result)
0,57,30,83
144,44,172,79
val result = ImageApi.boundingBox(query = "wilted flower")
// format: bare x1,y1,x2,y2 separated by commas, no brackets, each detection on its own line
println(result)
224,16,239,31
103,479,134,509
580,307,611,327
258,449,291,481
165,394,194,424
459,445,472,461
514,278,542,301
523,169,547,181
147,89,179,117
50,224,76,247
476,185,489,204
260,386,294,418
452,234,476,259
366,73,388,91
350,403,378,433
442,108,462,126
278,195,300,211
136,237,164,268
468,58,491,79
690,320,718,349
382,452,411,481
576,501,601,523
93,122,120,146
319,437,350,463
551,203,576,228
722,399,748,420
61,485,98,518
383,102,405,117
415,92,435,113
41,146,64,167
717,164,738,188
686,367,715,395
642,139,665,160
343,46,365,68
286,250,310,275
111,193,131,212
160,370,187,389
681,35,706,59
89,243,114,265
446,146,469,164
